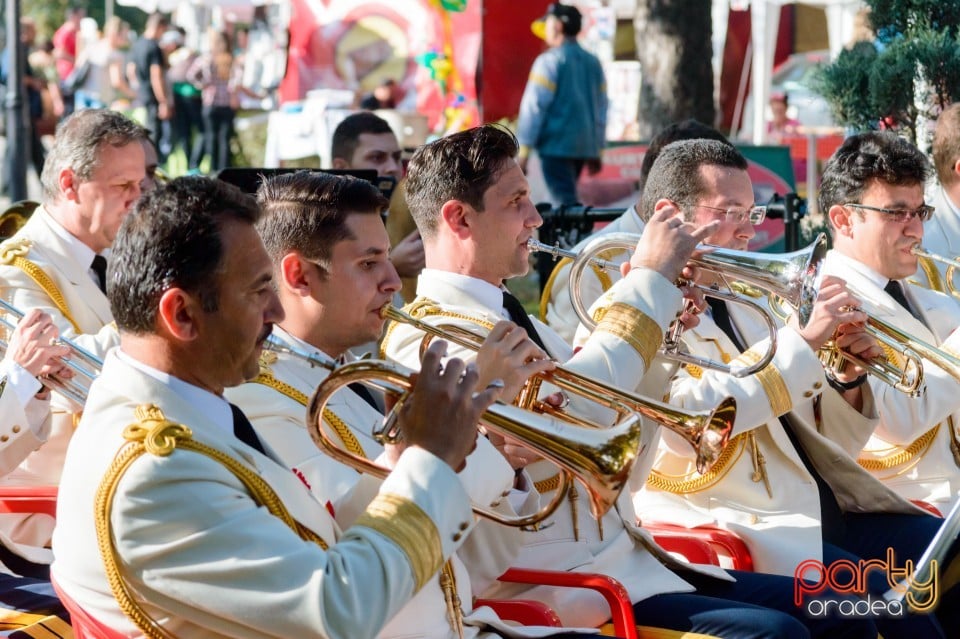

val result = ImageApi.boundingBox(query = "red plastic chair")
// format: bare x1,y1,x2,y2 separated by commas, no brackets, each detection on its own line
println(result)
911,500,943,518
0,486,58,517
51,576,126,639
647,522,754,572
474,597,563,627
493,567,637,639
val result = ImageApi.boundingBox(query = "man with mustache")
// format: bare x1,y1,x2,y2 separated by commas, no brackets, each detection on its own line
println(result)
51,175,503,638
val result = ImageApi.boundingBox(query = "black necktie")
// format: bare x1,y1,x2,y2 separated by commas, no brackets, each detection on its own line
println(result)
502,290,547,351
708,295,846,539
884,280,922,321
91,254,107,294
230,403,266,454
348,382,382,412
706,298,746,351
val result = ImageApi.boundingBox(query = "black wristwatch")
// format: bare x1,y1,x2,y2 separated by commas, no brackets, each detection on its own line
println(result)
825,369,868,392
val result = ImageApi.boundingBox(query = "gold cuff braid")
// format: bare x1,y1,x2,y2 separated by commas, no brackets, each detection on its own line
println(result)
354,493,443,592
593,302,661,370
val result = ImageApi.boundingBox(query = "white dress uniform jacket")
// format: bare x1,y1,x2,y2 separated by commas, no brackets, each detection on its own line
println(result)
634,292,923,578
0,359,50,478
822,249,960,513
0,206,119,548
51,350,479,639
225,328,568,639
541,207,643,344
382,267,731,629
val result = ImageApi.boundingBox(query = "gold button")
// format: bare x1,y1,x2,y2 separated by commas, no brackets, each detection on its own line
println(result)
501,490,510,497
459,522,469,531
11,425,20,433
813,381,823,390
489,499,502,508
0,435,8,442
803,391,814,398
452,532,462,542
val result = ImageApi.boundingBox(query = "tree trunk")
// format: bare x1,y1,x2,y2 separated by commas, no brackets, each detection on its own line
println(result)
634,0,715,140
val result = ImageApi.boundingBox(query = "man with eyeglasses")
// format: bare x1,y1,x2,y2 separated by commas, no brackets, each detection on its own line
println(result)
542,119,733,344
621,138,951,638
819,131,960,521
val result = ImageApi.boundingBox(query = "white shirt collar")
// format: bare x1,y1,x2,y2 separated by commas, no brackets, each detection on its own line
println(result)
826,249,890,289
418,268,510,318
42,208,96,268
271,325,339,365
115,348,233,436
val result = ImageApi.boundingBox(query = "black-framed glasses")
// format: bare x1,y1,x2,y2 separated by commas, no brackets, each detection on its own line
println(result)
695,204,767,225
843,203,935,224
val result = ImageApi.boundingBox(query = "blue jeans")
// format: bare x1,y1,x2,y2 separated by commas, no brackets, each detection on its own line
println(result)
74,90,106,110
539,155,585,207
634,567,877,639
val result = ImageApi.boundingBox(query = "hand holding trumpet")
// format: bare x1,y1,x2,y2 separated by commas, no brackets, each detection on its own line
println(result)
3,309,73,399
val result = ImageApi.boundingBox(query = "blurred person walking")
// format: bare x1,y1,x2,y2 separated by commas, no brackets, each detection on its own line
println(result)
517,3,607,206
74,17,136,111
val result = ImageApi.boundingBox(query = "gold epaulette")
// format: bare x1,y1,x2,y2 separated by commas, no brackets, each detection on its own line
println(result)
0,238,81,333
95,404,329,639
250,368,367,459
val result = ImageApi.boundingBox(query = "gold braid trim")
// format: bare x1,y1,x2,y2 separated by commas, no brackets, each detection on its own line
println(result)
534,474,562,493
592,302,661,370
738,349,791,416
647,434,749,493
251,371,366,459
855,345,948,473
353,493,442,592
0,239,81,333
858,425,941,472
381,297,497,359
95,404,328,639
537,255,614,322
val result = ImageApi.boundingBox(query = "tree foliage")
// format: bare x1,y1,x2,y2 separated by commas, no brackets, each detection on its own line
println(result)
815,0,960,145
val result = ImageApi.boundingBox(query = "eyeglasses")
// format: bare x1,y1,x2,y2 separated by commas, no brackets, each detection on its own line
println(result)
695,204,767,225
843,203,935,224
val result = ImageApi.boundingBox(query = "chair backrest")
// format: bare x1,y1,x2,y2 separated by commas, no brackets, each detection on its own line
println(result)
51,575,127,639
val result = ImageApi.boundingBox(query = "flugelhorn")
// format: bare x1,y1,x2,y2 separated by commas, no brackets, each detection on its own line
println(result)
265,335,643,526
912,246,960,299
0,299,101,405
530,233,827,378
380,304,736,474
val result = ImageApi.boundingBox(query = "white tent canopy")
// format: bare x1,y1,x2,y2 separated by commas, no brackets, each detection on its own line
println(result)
737,0,865,143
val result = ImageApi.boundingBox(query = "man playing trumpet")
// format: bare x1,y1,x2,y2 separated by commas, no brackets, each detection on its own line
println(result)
819,131,960,516
628,138,948,637
52,175,512,639
382,124,874,638
226,170,597,639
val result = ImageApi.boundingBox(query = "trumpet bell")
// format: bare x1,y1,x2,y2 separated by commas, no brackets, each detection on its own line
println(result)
306,358,645,525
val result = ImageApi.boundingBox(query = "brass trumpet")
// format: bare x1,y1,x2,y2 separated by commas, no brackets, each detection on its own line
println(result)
912,246,960,299
0,299,101,405
381,304,736,474
530,233,827,378
265,334,644,525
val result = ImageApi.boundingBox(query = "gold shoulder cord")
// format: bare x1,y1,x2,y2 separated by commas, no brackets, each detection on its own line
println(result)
647,342,772,497
95,405,328,639
0,240,82,333
856,343,954,475
537,255,613,322
251,369,366,458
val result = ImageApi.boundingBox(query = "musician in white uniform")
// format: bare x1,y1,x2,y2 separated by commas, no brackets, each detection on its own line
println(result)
383,124,876,639
52,175,511,639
